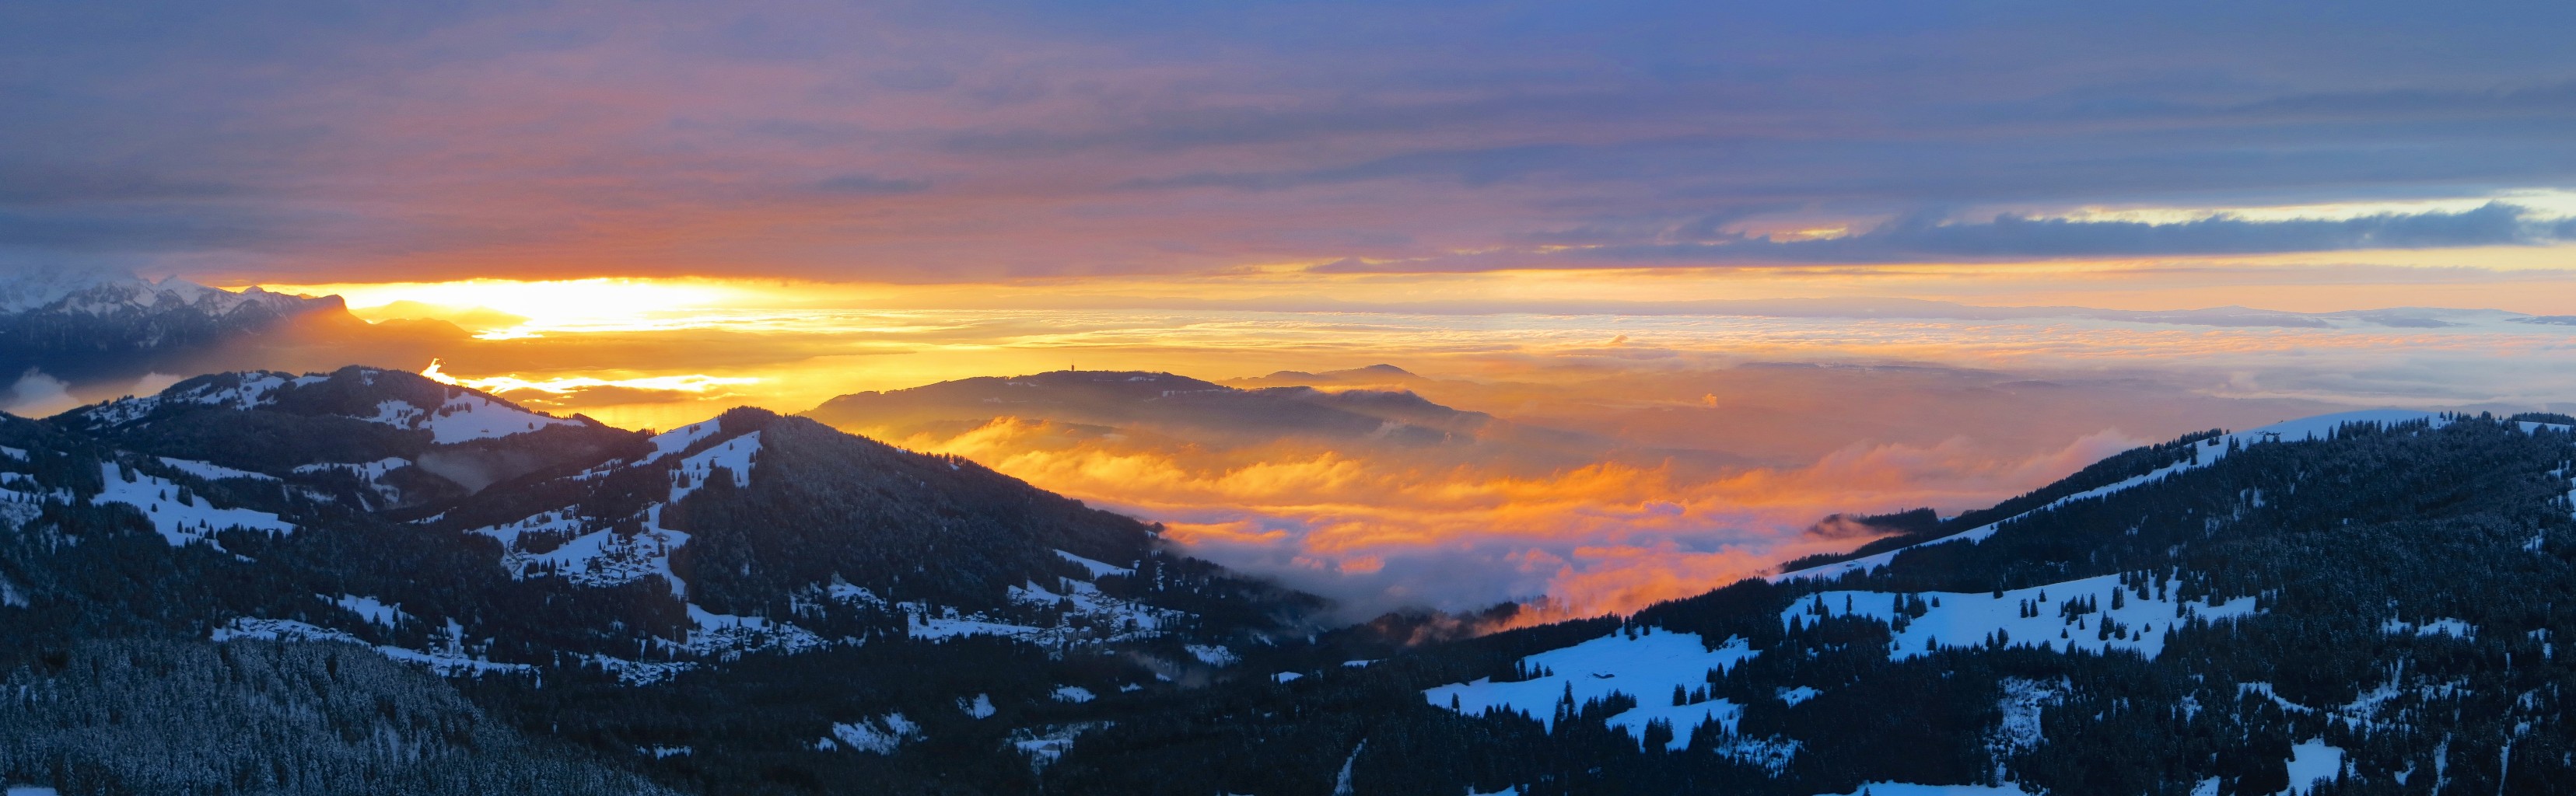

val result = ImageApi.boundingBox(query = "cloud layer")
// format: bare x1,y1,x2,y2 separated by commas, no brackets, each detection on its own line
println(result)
9,1,2576,283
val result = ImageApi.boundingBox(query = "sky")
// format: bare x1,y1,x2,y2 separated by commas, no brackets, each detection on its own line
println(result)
8,0,2576,618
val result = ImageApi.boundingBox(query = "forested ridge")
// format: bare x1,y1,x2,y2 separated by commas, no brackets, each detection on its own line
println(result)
2,368,2569,795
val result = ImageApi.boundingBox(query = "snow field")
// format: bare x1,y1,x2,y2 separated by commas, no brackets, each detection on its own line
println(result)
642,417,723,463
478,431,762,597
669,431,759,503
92,463,295,546
898,556,1195,651
1783,574,2260,661
1055,548,1136,578
330,594,409,628
1423,630,1760,749
2283,740,2345,794
1008,577,1182,641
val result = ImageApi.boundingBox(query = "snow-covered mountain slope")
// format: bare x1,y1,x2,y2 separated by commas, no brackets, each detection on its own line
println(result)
65,365,587,444
57,365,630,510
0,365,1338,794
0,271,358,383
1424,628,1761,746
1772,410,2452,582
1017,408,2576,796
16,379,2571,795
0,270,316,318
19,367,1318,664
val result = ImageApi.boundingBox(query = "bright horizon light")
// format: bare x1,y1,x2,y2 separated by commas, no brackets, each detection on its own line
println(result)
265,278,774,333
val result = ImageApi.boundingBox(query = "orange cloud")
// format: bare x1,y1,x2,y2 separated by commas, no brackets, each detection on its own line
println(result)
870,414,2153,621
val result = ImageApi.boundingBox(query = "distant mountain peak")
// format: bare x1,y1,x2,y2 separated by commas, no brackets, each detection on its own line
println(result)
1232,362,1430,389
0,269,357,385
0,268,323,318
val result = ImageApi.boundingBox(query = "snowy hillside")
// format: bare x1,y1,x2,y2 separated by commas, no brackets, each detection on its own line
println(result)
1773,410,2452,582
69,366,586,445
1038,407,2576,796
8,391,2571,795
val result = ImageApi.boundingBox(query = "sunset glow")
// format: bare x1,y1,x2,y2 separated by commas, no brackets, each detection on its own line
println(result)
14,0,2576,622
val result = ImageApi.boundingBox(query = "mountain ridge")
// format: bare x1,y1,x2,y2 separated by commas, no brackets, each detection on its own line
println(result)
1062,409,2576,795
6,371,2571,794
0,364,1332,794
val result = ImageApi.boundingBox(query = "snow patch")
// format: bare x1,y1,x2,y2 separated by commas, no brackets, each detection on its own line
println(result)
481,434,761,598
670,603,827,658
1715,735,1801,774
1007,578,1185,642
2283,740,2346,795
642,417,723,464
1611,700,1745,751
328,594,410,628
578,654,698,686
826,581,887,607
292,457,411,504
509,505,692,594
1811,784,2025,796
212,617,362,645
1986,678,2065,777
906,609,1051,642
2383,616,2476,639
212,617,532,677
156,456,277,483
420,393,581,444
1784,574,2259,661
669,431,759,503
93,463,295,546
1011,723,1108,769
824,714,921,754
1185,644,1240,667
1425,630,1759,749
1055,549,1136,578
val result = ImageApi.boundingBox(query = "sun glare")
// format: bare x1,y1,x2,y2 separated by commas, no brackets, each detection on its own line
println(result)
267,278,765,333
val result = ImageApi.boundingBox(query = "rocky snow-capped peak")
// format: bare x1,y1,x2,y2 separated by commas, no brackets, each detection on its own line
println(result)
0,269,320,319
